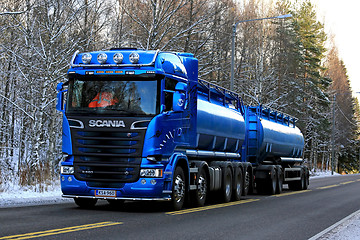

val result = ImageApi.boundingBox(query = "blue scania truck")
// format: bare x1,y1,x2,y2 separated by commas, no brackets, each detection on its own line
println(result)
56,48,308,210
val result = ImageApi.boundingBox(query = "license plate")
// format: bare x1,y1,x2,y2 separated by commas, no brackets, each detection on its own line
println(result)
95,190,116,197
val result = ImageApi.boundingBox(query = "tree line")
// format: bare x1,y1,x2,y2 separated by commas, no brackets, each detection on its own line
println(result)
0,0,358,190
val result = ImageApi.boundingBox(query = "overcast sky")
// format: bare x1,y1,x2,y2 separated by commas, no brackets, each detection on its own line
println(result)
314,0,360,97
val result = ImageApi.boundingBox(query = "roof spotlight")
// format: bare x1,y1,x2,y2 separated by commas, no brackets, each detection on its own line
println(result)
113,53,124,64
81,53,92,64
129,52,140,64
97,53,108,64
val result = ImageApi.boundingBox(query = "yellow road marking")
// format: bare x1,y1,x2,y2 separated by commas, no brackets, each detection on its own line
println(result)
340,181,355,185
274,189,311,197
166,199,260,216
0,222,123,240
317,184,340,190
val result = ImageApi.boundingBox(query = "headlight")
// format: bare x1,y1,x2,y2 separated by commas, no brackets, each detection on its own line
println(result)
82,53,92,64
97,53,108,64
61,166,74,175
140,169,163,178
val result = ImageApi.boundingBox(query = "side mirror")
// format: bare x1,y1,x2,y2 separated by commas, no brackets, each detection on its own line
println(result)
56,82,67,112
172,82,187,112
56,82,64,91
56,91,64,112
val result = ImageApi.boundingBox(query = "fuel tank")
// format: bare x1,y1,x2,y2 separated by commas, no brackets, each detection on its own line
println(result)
196,94,246,153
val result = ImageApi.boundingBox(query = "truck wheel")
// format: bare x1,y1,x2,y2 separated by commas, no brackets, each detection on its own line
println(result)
192,168,208,207
74,198,97,208
242,170,250,196
268,167,277,195
222,167,233,203
171,167,186,210
233,167,243,201
288,170,305,191
275,166,283,194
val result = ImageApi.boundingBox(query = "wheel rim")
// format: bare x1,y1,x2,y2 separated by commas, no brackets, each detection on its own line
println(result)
174,174,185,203
272,172,277,191
197,175,207,200
236,174,242,196
225,173,231,197
244,171,250,191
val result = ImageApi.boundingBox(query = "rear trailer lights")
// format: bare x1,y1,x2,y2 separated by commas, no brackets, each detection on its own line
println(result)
61,166,74,175
140,169,163,178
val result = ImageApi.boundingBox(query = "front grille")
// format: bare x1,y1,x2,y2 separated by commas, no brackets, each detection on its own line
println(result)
74,157,141,182
69,116,150,183
73,131,143,157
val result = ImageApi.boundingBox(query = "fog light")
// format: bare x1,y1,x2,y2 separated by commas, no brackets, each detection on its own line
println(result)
141,179,146,185
68,176,72,182
61,176,65,181
140,169,163,178
61,166,74,175
150,179,157,185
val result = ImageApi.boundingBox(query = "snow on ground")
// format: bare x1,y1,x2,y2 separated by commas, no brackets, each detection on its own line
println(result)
0,172,359,239
315,210,360,240
0,183,72,208
310,170,341,179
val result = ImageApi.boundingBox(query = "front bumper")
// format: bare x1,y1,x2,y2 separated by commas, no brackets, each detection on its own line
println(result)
60,173,172,201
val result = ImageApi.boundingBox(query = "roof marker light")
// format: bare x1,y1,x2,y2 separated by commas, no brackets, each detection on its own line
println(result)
129,52,140,63
82,53,92,64
97,53,107,64
113,53,124,64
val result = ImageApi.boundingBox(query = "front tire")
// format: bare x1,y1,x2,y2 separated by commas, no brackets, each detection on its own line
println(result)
171,167,186,210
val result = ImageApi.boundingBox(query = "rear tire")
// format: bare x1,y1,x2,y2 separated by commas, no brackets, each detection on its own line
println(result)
268,167,277,195
242,169,250,196
191,168,208,207
275,166,283,194
74,198,97,209
288,169,305,191
171,167,186,211
233,167,243,201
222,167,233,203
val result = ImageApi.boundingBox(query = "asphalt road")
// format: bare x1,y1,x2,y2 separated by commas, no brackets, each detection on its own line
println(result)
1,174,360,240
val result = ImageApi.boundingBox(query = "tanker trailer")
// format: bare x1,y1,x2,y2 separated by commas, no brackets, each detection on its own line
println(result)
57,48,308,210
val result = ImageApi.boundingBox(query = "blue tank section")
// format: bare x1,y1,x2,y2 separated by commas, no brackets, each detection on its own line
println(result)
260,119,304,159
243,106,304,164
196,96,245,152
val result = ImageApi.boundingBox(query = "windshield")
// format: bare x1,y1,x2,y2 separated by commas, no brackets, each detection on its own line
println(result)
66,77,160,116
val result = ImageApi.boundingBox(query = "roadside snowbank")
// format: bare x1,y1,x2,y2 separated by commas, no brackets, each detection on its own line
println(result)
311,209,360,240
0,183,71,208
